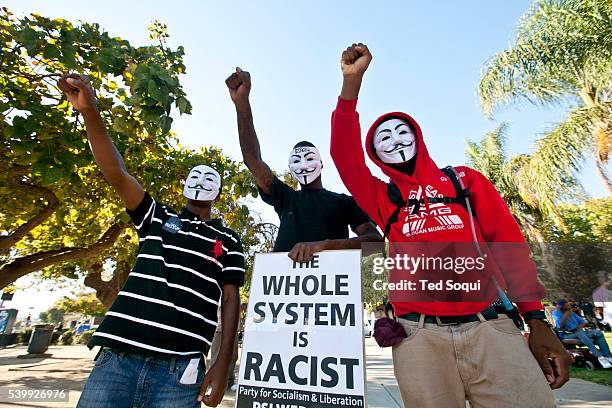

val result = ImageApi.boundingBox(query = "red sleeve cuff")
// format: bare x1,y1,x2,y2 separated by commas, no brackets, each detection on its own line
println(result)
517,301,544,314
336,97,358,113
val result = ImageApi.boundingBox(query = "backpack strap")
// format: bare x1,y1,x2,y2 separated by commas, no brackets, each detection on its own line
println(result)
383,183,422,239
386,181,404,207
382,182,405,240
442,166,513,311
438,166,474,216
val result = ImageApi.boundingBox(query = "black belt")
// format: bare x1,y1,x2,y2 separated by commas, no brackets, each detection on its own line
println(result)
399,307,500,326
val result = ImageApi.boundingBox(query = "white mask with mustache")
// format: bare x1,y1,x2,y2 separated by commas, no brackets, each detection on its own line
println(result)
373,118,417,164
183,165,221,201
288,146,322,185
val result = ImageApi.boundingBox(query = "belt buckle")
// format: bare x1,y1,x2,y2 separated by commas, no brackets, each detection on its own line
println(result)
435,316,460,326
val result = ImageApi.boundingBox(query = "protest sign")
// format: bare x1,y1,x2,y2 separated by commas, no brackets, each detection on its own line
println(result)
236,250,365,408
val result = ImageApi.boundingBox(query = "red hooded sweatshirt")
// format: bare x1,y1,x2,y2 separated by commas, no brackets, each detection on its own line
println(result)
330,97,544,317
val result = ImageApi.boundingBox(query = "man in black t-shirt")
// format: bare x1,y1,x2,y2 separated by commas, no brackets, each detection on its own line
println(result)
225,68,381,262
59,74,241,407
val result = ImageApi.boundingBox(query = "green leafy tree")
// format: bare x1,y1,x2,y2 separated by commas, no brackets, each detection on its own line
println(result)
55,293,106,317
544,199,611,300
479,0,612,215
361,253,388,309
0,9,270,306
39,306,64,324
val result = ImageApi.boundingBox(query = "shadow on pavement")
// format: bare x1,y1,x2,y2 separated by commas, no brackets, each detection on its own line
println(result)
0,374,85,392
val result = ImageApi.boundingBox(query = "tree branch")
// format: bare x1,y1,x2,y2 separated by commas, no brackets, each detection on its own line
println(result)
84,259,131,308
0,222,128,288
0,165,60,253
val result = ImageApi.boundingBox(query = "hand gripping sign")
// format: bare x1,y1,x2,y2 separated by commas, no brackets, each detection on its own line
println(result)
236,250,366,408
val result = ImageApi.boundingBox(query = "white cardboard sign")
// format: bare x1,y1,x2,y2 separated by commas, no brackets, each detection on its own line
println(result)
236,250,365,408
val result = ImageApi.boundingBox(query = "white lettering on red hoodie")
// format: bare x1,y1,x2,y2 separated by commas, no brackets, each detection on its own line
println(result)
330,97,544,316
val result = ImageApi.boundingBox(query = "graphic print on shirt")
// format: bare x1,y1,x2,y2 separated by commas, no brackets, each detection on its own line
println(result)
401,182,465,237
212,238,224,259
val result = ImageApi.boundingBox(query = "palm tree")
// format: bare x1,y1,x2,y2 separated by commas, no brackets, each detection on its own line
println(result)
479,0,612,218
465,124,548,242
466,125,563,289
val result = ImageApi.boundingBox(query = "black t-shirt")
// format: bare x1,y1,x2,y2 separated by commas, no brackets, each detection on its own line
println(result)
260,177,372,252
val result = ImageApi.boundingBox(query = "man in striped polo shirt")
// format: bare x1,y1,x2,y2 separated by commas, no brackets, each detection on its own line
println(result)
59,74,243,407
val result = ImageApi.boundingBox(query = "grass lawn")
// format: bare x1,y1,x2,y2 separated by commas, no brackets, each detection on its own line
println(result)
570,367,612,386
568,332,612,386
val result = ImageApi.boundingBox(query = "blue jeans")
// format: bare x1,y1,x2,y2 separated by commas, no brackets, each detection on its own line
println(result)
77,349,205,408
564,328,612,357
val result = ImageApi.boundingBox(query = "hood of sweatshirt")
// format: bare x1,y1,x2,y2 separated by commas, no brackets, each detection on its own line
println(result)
365,111,445,186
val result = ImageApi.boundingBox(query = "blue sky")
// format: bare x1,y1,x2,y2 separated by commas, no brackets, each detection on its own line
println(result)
5,0,609,316
7,0,607,201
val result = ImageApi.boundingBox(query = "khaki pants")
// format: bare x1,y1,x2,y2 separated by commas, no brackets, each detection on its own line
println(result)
392,314,556,408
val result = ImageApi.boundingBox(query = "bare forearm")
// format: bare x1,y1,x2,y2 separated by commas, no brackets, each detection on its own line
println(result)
234,101,274,193
81,108,128,183
216,286,240,370
235,102,263,169
340,76,364,100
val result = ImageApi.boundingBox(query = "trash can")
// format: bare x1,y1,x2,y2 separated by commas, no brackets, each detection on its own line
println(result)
27,324,54,354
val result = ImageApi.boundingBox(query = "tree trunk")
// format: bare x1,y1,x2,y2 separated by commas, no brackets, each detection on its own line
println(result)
594,155,612,196
582,87,611,195
0,165,59,254
0,222,128,289
523,221,557,279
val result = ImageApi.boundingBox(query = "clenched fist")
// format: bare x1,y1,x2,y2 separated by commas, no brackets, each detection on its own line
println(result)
341,43,372,78
225,67,251,108
57,73,97,114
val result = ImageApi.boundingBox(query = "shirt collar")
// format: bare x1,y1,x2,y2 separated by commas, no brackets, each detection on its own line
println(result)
180,207,223,228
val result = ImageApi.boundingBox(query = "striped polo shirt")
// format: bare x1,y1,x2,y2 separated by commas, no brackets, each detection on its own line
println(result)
88,192,245,357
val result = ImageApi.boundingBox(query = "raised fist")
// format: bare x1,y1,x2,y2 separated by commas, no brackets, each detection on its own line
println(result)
225,67,251,106
57,73,97,113
341,43,372,77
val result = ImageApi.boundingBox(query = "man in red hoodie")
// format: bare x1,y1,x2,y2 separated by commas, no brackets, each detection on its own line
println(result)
331,43,570,408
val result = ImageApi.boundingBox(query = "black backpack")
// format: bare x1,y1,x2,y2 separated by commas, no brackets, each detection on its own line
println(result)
383,166,472,240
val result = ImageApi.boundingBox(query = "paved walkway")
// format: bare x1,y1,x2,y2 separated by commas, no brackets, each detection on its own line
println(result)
0,339,610,407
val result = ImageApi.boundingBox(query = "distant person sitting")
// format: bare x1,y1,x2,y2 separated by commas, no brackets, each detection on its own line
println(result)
553,299,612,368
593,271,612,328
